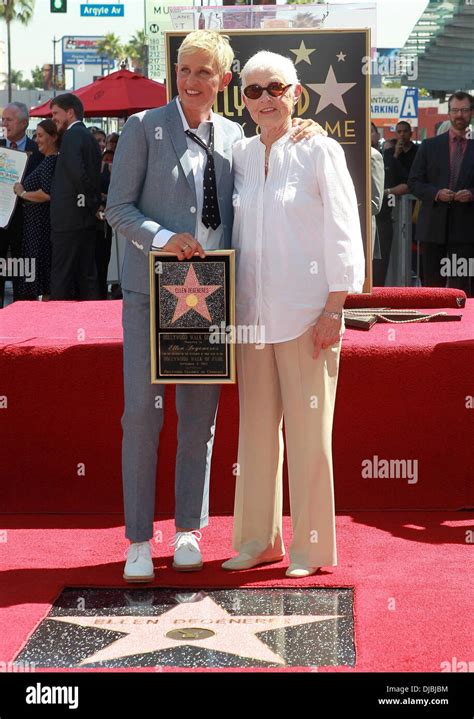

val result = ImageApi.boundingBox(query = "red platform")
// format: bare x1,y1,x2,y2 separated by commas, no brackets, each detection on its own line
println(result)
1,288,473,514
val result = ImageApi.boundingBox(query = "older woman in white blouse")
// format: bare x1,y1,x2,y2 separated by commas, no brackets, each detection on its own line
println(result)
222,51,365,578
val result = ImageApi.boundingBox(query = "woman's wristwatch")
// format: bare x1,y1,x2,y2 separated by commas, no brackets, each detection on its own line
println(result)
322,310,343,320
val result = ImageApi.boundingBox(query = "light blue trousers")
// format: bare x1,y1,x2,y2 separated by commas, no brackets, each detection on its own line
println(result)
121,289,221,542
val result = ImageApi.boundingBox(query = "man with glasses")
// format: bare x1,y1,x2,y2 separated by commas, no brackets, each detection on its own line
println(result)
408,91,474,294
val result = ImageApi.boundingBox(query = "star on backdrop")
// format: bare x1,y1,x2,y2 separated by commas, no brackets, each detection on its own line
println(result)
336,51,347,62
290,40,316,65
307,65,356,114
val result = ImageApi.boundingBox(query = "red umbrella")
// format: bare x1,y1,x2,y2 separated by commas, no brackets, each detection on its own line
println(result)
29,69,167,118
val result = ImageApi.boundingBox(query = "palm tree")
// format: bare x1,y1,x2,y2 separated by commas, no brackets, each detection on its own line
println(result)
125,30,148,75
96,33,126,70
2,68,24,88
0,0,35,102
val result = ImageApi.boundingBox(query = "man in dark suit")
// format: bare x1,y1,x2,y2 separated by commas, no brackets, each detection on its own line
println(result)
385,121,418,182
50,93,101,300
408,91,474,296
0,102,43,307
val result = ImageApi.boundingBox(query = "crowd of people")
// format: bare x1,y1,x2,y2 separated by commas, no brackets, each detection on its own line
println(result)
0,99,118,307
1,79,473,310
370,92,474,296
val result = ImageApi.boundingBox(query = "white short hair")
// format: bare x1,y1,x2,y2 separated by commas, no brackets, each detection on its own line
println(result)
240,51,299,89
6,102,29,122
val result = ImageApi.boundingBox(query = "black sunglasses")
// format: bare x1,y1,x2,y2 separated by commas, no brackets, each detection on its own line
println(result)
243,82,292,100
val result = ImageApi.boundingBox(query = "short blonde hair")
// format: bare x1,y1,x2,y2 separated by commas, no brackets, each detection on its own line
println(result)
178,30,234,77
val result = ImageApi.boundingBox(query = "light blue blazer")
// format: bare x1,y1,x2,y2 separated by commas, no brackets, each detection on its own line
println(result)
105,97,244,294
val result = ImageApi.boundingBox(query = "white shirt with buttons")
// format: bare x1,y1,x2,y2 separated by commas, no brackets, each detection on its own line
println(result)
232,132,366,344
151,98,224,251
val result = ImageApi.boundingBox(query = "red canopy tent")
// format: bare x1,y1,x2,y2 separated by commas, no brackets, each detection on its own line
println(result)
29,69,167,118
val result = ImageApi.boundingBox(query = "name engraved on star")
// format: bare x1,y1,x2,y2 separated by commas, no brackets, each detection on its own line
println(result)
49,595,343,666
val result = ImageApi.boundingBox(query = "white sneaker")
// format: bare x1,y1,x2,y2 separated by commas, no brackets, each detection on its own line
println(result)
123,541,155,583
171,531,203,572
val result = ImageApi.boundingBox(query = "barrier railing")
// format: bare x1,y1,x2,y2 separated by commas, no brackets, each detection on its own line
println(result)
385,193,419,288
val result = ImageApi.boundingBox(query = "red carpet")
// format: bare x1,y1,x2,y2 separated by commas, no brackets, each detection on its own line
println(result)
0,512,471,672
1,288,473,513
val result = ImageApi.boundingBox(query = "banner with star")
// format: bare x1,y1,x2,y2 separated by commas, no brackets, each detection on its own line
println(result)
166,29,371,289
150,251,236,384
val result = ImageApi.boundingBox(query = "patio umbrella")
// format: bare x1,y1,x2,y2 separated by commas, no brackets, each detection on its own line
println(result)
29,69,167,118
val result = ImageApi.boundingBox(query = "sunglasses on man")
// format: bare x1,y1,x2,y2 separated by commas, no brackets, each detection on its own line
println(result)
243,82,293,100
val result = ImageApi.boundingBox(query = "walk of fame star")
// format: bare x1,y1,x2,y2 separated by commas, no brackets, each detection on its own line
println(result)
308,65,356,114
290,40,316,65
49,595,343,666
163,264,221,324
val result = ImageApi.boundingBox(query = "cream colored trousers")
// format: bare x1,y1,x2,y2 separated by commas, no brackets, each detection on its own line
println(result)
232,326,342,568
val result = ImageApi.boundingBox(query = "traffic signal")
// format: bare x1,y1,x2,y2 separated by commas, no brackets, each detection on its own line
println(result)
50,0,67,12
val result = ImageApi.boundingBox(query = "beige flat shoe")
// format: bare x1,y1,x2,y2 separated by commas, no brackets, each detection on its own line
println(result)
221,552,285,571
285,564,319,578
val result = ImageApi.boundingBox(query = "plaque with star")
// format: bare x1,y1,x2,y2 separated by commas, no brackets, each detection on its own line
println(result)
166,29,371,291
149,251,235,384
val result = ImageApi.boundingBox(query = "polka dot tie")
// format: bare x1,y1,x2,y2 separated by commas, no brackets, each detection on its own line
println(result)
185,126,221,231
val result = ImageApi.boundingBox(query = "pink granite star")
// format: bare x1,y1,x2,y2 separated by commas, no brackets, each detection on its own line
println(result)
163,264,221,323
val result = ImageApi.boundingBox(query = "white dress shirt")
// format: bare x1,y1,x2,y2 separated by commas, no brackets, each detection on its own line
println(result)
151,99,224,251
232,131,365,344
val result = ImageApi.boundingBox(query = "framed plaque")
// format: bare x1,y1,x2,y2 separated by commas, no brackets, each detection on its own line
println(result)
150,250,236,384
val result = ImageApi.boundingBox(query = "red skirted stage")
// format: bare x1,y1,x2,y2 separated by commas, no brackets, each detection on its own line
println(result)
0,288,473,514
0,287,473,675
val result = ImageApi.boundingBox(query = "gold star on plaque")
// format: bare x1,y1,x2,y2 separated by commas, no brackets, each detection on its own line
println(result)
290,40,316,65
50,596,343,666
336,51,346,62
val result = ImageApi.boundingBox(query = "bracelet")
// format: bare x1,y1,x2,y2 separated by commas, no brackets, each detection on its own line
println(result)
322,310,343,320
20,190,26,198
